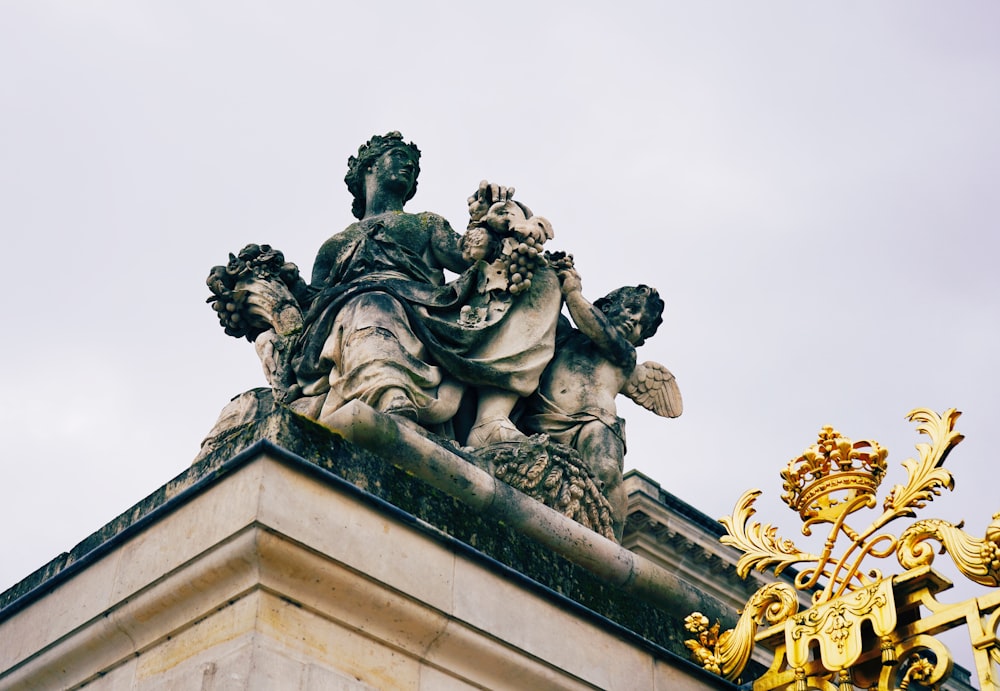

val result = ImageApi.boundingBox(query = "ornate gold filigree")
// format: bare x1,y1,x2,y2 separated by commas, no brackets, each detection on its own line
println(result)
683,582,799,682
881,408,962,519
683,613,724,676
720,489,819,579
897,514,1000,587
781,425,888,527
684,408,1000,690
719,408,965,605
882,635,954,691
787,578,895,671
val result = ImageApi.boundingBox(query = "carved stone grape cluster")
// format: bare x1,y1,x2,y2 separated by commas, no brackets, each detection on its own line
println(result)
503,236,546,296
209,286,252,337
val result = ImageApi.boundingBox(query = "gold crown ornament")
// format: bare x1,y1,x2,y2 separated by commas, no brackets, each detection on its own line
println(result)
780,425,888,529
684,409,1000,691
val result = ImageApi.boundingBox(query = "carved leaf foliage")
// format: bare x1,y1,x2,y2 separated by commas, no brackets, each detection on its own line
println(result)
882,408,963,520
720,490,818,579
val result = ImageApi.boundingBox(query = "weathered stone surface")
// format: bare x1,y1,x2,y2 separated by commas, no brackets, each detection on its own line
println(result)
523,268,683,540
205,133,684,541
3,404,733,646
0,409,736,690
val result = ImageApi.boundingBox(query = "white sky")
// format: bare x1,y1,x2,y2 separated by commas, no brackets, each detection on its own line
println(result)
2,3,998,662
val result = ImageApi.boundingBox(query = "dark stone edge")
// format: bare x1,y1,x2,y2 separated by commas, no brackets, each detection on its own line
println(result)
1,405,739,688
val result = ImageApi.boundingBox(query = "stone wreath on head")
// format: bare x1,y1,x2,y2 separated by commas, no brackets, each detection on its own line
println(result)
345,131,422,219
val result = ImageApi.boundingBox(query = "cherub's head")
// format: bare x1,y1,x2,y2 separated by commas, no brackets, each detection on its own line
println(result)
461,226,497,262
594,285,664,346
481,199,531,233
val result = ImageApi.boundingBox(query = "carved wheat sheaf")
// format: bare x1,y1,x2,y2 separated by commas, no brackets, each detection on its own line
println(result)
490,436,616,540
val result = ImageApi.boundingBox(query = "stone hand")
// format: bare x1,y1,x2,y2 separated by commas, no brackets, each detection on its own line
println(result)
545,250,575,272
468,179,515,222
239,277,303,336
557,266,582,296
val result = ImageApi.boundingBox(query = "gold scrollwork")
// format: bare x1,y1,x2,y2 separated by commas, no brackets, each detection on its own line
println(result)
718,408,966,605
897,515,1000,587
879,634,953,691
720,489,818,580
684,408,1000,689
881,408,962,520
684,582,798,682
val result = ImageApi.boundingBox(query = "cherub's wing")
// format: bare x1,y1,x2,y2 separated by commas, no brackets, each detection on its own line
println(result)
623,361,683,418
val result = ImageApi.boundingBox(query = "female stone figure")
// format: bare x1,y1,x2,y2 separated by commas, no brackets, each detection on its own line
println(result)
292,132,562,446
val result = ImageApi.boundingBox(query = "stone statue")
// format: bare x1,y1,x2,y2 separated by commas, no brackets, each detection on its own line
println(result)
521,254,682,539
291,133,563,446
203,131,681,543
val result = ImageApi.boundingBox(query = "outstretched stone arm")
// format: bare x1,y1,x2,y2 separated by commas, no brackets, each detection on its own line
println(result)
553,259,636,371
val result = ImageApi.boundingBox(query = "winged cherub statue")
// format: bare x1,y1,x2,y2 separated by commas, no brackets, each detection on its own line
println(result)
521,254,682,540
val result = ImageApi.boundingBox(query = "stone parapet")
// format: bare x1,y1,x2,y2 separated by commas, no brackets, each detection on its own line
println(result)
0,404,736,689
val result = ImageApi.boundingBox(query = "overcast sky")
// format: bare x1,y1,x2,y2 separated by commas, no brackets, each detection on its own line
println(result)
2,3,998,648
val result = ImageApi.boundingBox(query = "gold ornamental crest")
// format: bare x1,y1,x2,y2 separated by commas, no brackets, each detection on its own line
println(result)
685,408,1000,690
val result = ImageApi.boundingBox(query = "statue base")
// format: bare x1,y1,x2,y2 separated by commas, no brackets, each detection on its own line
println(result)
0,399,735,689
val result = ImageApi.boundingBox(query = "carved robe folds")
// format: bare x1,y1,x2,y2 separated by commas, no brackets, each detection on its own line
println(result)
293,218,561,427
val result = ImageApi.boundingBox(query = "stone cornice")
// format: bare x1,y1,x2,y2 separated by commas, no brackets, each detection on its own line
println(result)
1,405,741,689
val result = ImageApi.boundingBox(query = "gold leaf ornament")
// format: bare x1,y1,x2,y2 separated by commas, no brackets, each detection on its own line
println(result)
720,490,818,579
881,408,962,519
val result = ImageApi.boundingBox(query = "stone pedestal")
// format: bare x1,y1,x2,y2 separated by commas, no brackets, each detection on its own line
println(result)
0,406,735,690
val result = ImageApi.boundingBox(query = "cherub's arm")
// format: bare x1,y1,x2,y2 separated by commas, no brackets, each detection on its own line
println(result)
559,268,636,370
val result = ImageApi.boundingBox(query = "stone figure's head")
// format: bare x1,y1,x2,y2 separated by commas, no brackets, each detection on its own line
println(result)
345,132,421,219
511,216,554,244
481,200,530,233
594,285,664,346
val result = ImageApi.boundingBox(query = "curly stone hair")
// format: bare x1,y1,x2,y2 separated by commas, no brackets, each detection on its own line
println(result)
594,285,665,346
344,131,421,219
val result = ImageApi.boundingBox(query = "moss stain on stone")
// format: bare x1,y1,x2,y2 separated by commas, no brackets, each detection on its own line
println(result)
1,401,727,666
